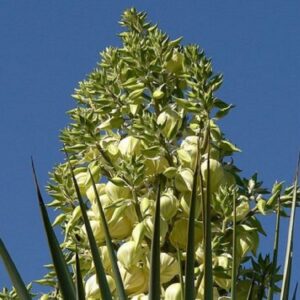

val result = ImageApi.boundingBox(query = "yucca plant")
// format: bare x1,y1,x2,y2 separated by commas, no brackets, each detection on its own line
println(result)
0,8,299,300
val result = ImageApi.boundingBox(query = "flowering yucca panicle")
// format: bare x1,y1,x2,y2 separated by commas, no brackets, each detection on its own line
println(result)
37,7,289,300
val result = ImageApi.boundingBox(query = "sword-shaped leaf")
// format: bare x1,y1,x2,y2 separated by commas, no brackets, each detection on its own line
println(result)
0,239,31,300
89,169,127,300
231,191,237,300
203,125,213,300
292,282,298,300
176,247,184,300
66,154,112,300
280,155,299,300
31,159,75,299
184,134,201,300
267,196,281,300
149,179,161,300
75,250,85,300
246,277,255,300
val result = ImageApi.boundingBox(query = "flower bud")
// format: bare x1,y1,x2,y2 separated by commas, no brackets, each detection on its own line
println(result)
132,222,145,246
160,190,179,221
200,159,224,194
160,253,179,284
85,274,115,299
170,219,202,249
165,51,184,74
175,168,194,192
117,241,143,269
165,283,182,300
153,88,165,100
157,108,181,139
118,136,142,157
105,181,131,201
65,205,83,237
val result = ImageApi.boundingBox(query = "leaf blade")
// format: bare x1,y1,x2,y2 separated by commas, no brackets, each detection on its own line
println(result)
184,133,201,300
231,191,237,300
75,250,85,300
89,169,127,300
280,155,299,300
66,154,112,300
267,196,281,300
148,178,161,300
31,159,75,300
0,239,31,300
203,125,213,300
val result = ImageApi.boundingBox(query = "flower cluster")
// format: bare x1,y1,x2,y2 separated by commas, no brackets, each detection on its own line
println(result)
38,8,287,300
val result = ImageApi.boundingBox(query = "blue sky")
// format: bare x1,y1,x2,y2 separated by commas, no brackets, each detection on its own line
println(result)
0,1,299,297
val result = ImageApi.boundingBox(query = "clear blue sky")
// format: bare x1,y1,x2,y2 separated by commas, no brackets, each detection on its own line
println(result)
0,1,299,297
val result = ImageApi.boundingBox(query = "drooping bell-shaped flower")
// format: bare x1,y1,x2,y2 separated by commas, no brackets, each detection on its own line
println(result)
164,283,182,300
105,181,131,201
164,50,184,74
175,168,194,192
178,135,198,170
119,263,149,296
234,200,250,222
86,183,106,204
107,205,136,240
140,197,155,217
118,136,142,157
81,219,105,244
200,159,224,194
180,192,201,219
157,108,181,139
85,274,116,299
213,254,231,290
144,156,169,176
170,218,202,249
117,241,143,269
160,252,179,284
160,189,179,221
100,135,120,159
144,216,168,246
